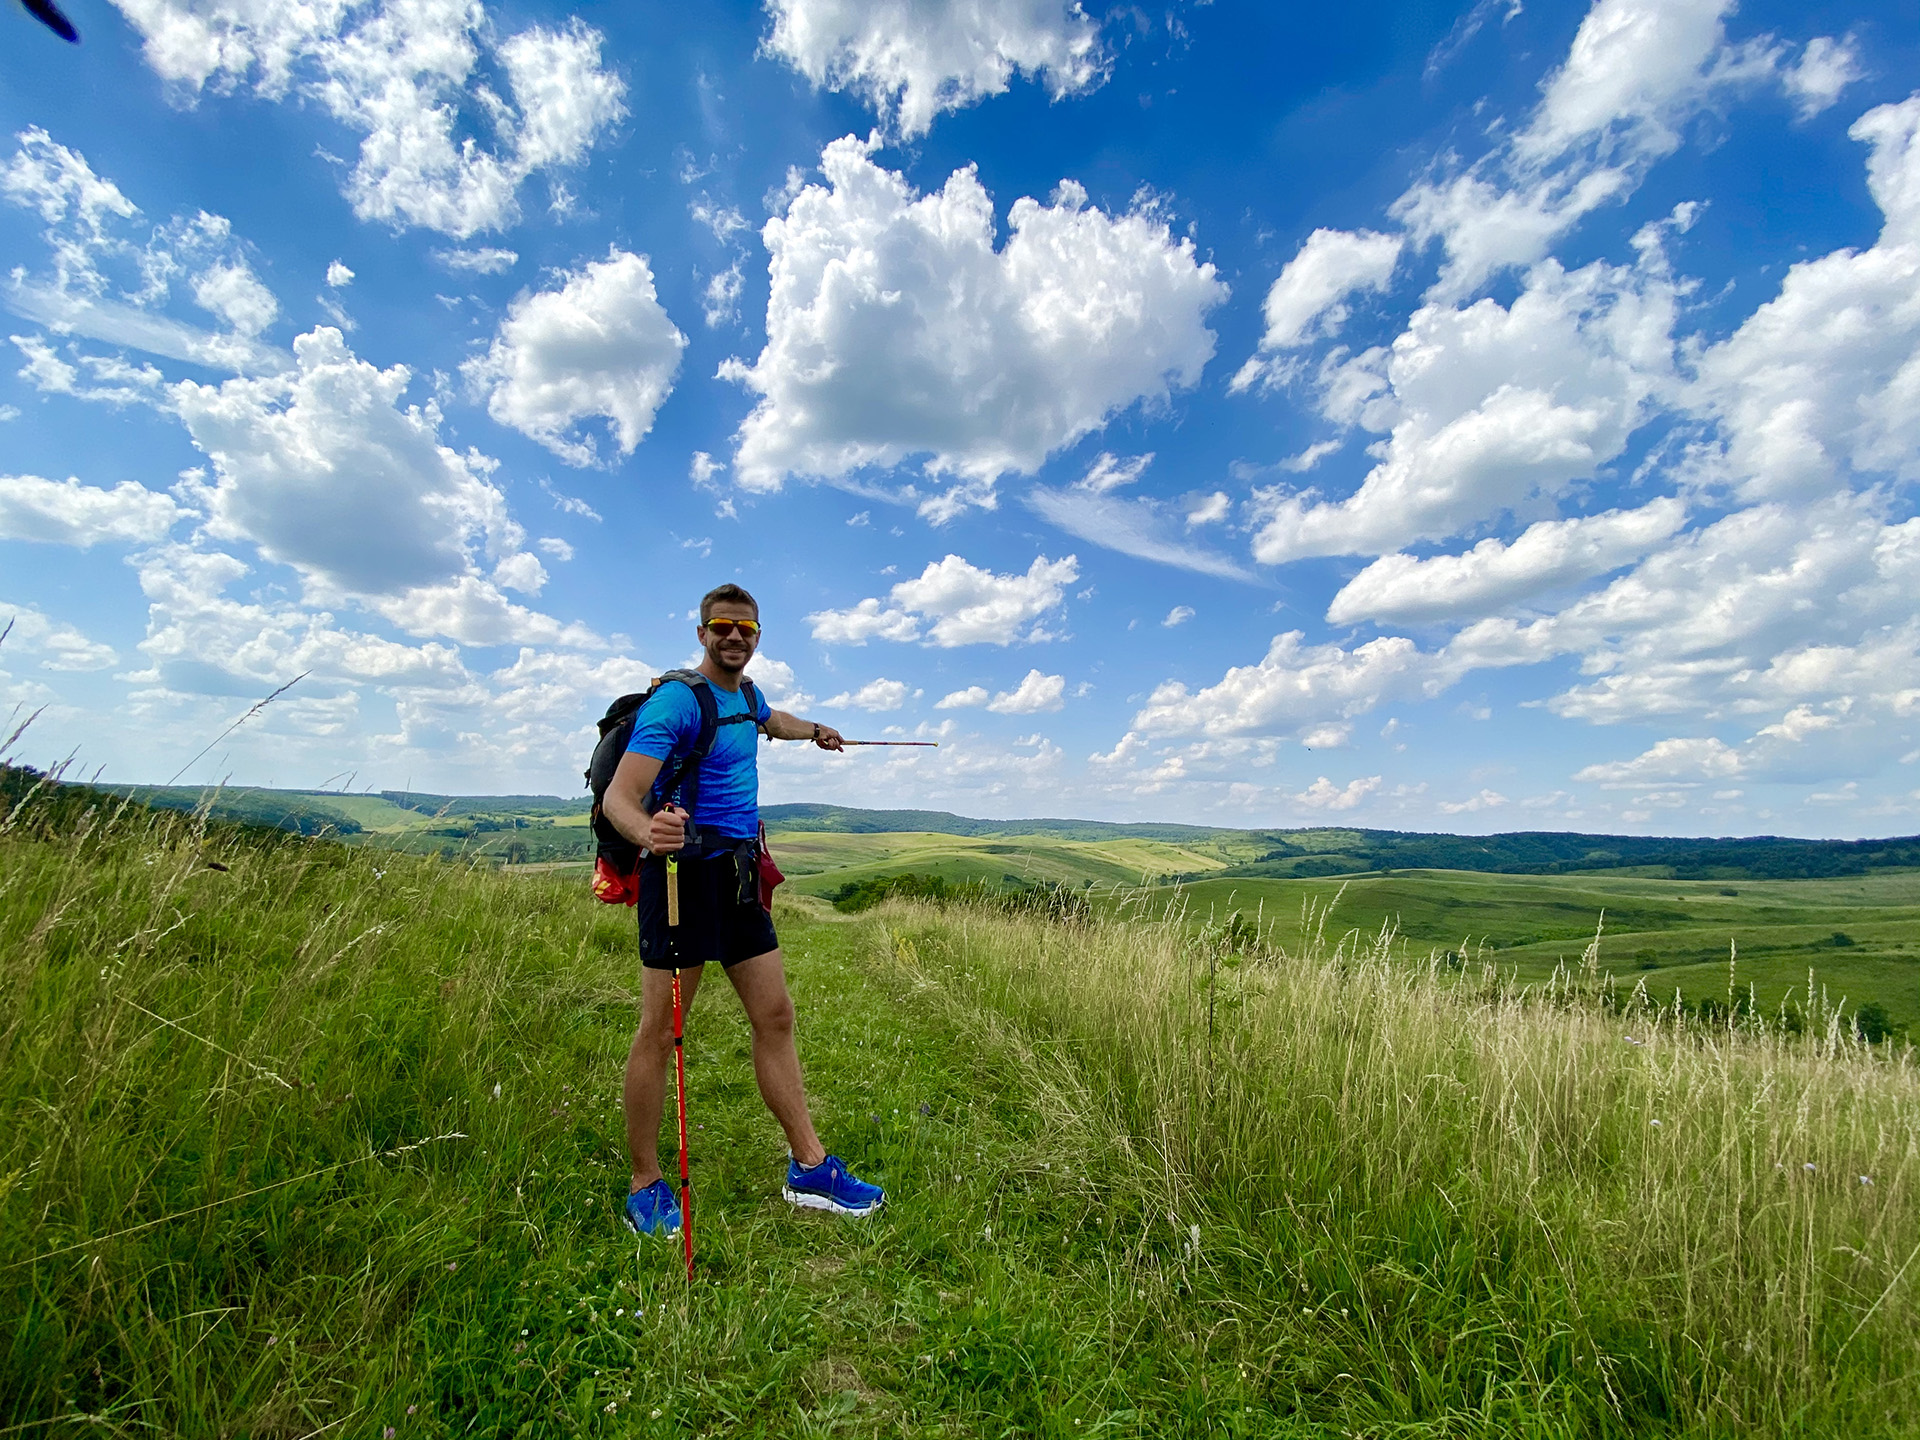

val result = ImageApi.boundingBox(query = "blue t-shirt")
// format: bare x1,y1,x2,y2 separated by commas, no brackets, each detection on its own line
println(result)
626,678,772,842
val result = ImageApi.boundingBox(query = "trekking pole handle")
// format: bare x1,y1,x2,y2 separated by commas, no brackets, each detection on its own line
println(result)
665,856,680,928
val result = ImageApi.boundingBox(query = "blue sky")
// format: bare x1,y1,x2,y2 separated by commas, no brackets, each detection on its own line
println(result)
3,0,1918,835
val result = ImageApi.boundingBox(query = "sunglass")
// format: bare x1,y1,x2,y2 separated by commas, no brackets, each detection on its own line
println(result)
702,618,760,638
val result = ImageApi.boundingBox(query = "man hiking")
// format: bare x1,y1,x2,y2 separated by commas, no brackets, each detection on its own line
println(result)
600,582,885,1236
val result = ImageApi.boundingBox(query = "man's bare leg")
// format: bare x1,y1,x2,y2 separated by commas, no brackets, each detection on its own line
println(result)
624,963,706,1191
724,949,827,1168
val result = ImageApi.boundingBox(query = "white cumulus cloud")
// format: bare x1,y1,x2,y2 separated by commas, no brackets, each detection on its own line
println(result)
1444,496,1920,735
702,263,744,329
987,668,1066,713
1294,774,1381,811
1250,253,1675,564
173,326,522,603
723,137,1225,518
1233,228,1401,392
0,474,180,547
1438,788,1508,814
808,553,1078,647
1574,736,1744,786
1327,497,1687,626
935,684,989,709
108,2,625,237
1131,630,1448,740
824,677,915,710
0,601,117,671
763,0,1104,139
464,249,687,467
1693,98,1920,501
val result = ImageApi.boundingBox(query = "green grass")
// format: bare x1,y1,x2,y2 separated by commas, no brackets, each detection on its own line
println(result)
771,829,1230,895
1162,869,1920,1037
3,799,1917,1437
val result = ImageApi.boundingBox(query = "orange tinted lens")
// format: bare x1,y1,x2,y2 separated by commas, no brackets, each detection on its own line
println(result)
705,618,759,637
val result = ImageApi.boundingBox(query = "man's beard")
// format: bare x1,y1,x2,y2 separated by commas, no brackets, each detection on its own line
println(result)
708,640,752,674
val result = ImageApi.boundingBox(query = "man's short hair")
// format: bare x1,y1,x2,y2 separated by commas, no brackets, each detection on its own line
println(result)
700,583,759,624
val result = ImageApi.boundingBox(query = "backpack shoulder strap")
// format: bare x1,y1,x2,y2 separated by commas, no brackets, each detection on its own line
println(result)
653,669,719,809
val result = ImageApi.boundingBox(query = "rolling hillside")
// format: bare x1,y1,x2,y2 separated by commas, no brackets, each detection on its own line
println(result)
27,779,1915,1033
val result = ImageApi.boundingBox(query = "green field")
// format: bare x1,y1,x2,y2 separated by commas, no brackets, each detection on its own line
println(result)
773,829,1233,893
759,831,1918,1039
4,782,1916,1437
46,782,1920,1034
1160,868,1920,1038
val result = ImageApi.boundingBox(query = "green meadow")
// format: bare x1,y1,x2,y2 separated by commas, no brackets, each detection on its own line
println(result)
772,837,1918,1041
1164,869,1920,1039
772,828,1233,893
4,777,1918,1437
58,781,1920,1036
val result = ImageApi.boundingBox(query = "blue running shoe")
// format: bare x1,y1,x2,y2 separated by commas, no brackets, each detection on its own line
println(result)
782,1154,885,1216
623,1179,682,1236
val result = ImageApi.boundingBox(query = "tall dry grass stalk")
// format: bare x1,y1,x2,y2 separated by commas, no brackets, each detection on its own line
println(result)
875,891,1918,1434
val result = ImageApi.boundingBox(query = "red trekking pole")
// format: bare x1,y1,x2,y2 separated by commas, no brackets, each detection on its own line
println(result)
666,854,694,1280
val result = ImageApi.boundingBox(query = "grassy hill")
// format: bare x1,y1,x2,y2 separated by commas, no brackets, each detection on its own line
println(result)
70,787,1920,881
100,783,596,862
23,782,1916,1029
3,778,1915,1436
1166,868,1920,1039
773,829,1233,893
764,805,1920,880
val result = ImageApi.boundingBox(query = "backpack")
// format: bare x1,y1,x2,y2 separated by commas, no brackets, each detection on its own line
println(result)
585,669,762,904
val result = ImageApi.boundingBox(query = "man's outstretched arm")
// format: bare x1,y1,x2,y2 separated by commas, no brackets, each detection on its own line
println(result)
762,710,845,749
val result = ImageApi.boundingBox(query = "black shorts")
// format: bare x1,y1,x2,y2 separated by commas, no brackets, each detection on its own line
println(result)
636,851,779,970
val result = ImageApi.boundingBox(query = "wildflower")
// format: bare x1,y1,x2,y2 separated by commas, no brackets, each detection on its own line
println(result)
268,1335,278,1346
406,1406,416,1416
1650,1119,1662,1127
650,1409,663,1419
447,1261,457,1270
1859,1175,1874,1186
616,1308,624,1317
604,1402,617,1413
384,1429,395,1439
983,1224,992,1240
1804,1163,1817,1173
491,1083,501,1101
